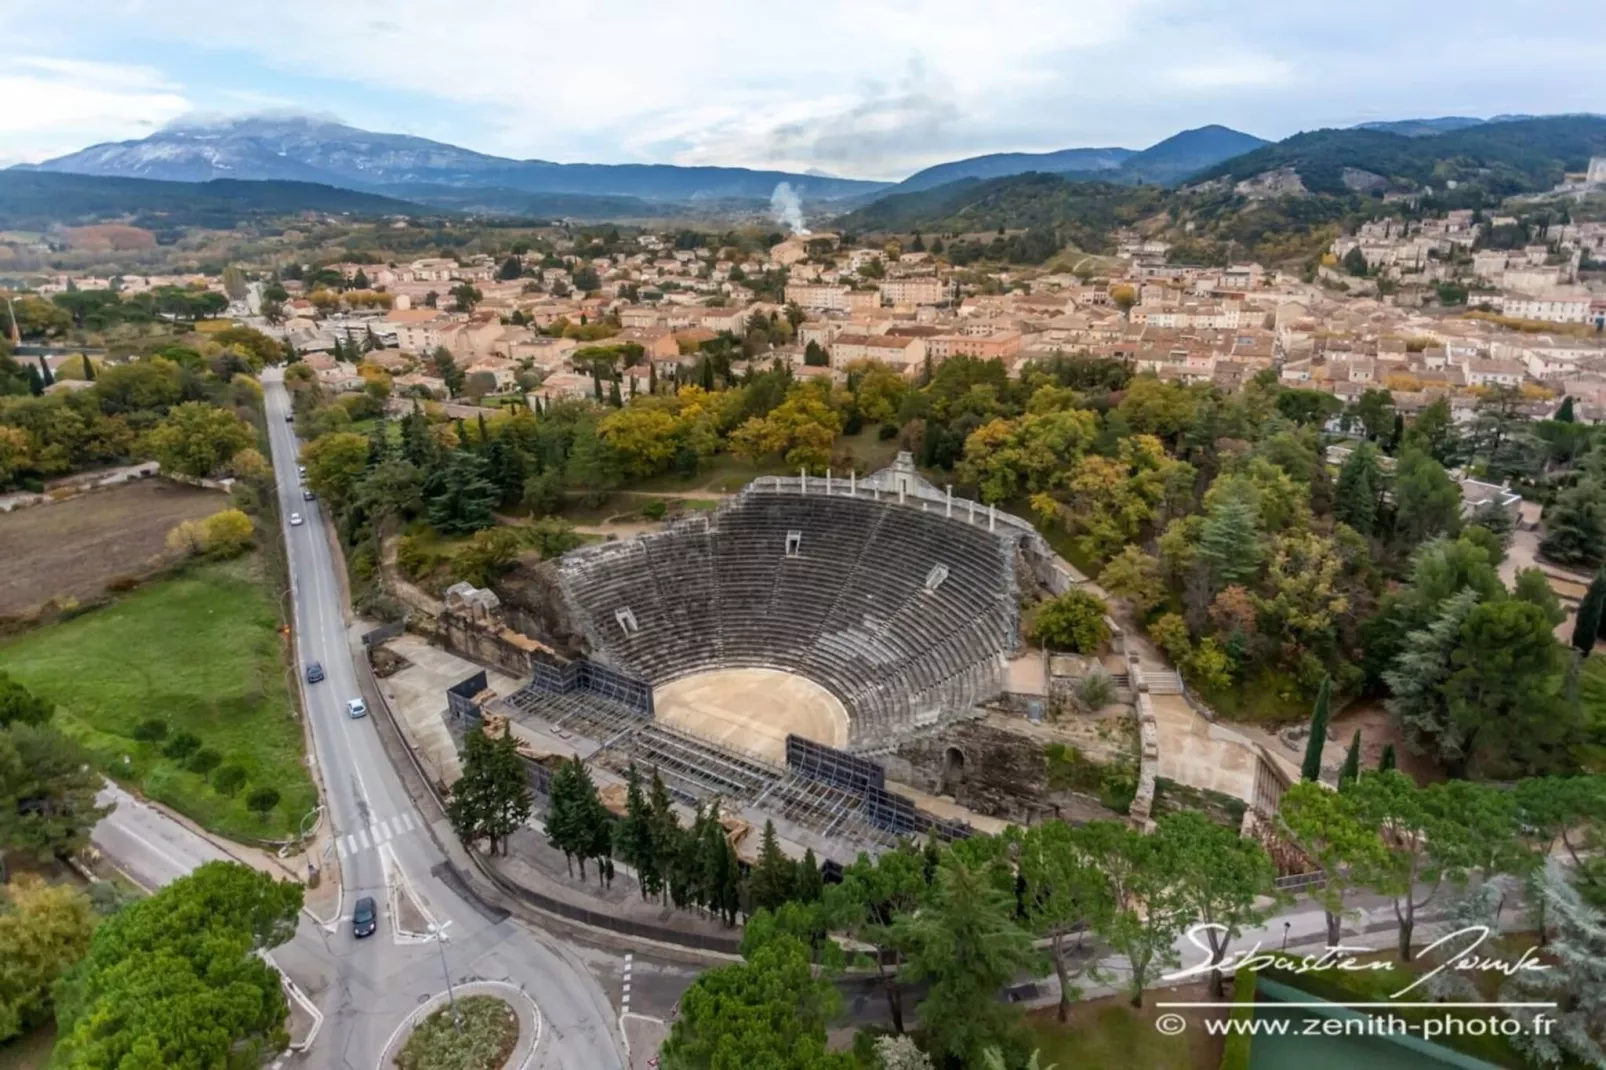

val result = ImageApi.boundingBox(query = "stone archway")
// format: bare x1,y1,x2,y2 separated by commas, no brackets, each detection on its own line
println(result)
940,746,966,795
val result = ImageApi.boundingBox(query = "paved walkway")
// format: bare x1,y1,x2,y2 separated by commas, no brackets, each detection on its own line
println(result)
1080,576,1268,807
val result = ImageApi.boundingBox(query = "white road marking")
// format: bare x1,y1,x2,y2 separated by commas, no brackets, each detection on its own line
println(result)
375,818,392,841
400,812,416,832
357,829,371,850
337,835,350,858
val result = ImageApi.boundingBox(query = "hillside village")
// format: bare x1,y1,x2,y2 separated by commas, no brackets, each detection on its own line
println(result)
19,183,1603,435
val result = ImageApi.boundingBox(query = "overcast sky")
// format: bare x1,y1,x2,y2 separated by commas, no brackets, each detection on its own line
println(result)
0,0,1598,179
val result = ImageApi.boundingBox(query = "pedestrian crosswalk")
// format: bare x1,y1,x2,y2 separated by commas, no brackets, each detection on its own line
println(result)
335,812,418,858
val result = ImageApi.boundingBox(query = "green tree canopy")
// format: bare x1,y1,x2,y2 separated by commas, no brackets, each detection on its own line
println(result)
53,861,303,1070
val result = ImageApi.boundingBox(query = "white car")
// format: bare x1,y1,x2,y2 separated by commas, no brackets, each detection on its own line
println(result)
289,513,304,526
346,698,368,719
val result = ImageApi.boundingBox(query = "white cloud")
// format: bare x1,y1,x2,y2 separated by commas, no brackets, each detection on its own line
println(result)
1168,58,1294,91
0,57,189,165
0,0,1600,176
12,0,1157,174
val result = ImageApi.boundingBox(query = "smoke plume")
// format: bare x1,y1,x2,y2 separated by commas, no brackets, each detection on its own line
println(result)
769,182,810,235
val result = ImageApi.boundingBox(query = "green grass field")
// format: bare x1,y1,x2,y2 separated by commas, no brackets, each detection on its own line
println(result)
1030,1002,1212,1070
0,556,316,841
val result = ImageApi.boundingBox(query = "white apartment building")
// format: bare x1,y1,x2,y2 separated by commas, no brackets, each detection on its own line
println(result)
1496,292,1593,324
878,277,949,307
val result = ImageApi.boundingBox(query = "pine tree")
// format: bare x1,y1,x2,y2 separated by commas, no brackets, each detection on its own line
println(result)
747,820,794,914
1378,743,1397,772
1503,861,1606,1067
1573,570,1606,655
1338,729,1362,790
1384,589,1481,758
1301,677,1331,782
1198,490,1261,591
1334,444,1380,537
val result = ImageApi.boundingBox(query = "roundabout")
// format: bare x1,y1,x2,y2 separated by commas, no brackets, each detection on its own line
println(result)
378,981,543,1070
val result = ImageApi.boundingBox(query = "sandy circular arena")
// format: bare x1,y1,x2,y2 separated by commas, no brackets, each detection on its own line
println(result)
653,668,850,765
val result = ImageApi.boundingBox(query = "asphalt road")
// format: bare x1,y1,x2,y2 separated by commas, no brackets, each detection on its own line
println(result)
91,370,627,1070
90,782,231,890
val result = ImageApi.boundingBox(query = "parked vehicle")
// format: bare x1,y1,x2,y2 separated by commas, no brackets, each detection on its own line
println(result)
352,896,377,938
306,662,324,684
346,698,367,719
303,489,316,501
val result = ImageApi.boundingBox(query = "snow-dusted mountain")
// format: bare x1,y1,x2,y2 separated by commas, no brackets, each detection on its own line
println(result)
22,115,890,203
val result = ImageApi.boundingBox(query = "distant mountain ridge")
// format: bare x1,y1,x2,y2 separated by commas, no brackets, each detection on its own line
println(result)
1188,115,1606,196
892,125,1267,193
896,146,1135,193
21,115,889,204
0,171,426,230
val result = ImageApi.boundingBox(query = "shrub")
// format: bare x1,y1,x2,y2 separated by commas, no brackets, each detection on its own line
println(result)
640,498,668,520
185,748,222,775
1028,589,1111,653
162,731,201,760
246,786,281,819
131,718,168,743
212,765,247,797
200,509,255,558
878,422,900,441
1075,671,1116,712
104,575,141,594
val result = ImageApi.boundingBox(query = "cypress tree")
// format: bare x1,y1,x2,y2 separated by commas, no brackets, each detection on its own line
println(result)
1573,570,1606,655
1558,396,1576,423
26,364,43,396
1301,677,1332,782
82,355,95,382
1378,743,1397,772
795,847,824,903
619,764,657,898
608,379,623,407
37,357,53,386
747,819,794,914
1338,729,1362,790
544,757,581,877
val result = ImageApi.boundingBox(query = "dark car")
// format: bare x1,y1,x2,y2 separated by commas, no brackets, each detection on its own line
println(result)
353,896,377,939
305,662,325,684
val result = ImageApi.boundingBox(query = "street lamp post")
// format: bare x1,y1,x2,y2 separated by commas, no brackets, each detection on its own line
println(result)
428,922,462,1035
298,805,322,880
